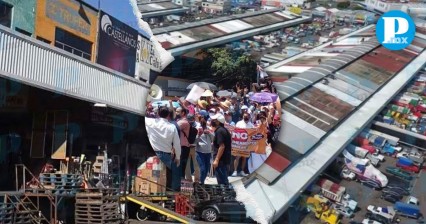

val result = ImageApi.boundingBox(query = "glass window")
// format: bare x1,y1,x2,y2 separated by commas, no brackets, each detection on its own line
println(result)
54,27,92,60
0,1,12,28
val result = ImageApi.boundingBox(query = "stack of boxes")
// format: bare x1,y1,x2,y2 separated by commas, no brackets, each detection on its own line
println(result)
134,156,167,195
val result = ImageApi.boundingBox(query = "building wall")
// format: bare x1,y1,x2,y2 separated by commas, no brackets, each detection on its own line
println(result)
261,0,283,8
34,0,98,61
201,0,231,13
2,0,36,35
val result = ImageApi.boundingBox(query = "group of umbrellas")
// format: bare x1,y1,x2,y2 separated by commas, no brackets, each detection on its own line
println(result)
152,81,278,108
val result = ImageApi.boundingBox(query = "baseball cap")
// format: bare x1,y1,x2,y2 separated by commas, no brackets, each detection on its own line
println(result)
210,113,225,124
241,105,248,110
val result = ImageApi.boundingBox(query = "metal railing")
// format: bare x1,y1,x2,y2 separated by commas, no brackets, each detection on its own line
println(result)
54,40,91,60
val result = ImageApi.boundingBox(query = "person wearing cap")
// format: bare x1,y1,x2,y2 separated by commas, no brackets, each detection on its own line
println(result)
185,114,200,183
224,111,235,126
233,112,254,177
210,113,232,185
145,106,182,191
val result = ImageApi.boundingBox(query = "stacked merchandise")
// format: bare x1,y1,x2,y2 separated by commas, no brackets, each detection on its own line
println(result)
134,156,167,195
39,173,83,195
0,202,14,224
74,189,120,224
379,73,426,133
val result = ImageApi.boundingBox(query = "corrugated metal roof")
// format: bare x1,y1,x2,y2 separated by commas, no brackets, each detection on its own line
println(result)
157,11,303,49
0,26,149,116
276,39,380,102
152,8,281,34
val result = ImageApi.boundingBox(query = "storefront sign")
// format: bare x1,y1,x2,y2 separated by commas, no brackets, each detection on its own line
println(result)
135,35,163,81
97,11,139,76
137,36,162,71
225,124,268,158
45,0,91,36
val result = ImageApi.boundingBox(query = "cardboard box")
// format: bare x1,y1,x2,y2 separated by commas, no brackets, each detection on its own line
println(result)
149,176,167,194
137,169,153,179
134,178,150,195
152,170,167,178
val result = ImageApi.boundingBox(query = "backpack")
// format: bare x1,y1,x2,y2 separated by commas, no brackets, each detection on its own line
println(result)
183,123,198,144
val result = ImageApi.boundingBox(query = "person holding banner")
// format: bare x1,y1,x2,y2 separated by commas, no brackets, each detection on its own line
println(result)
232,113,254,177
210,113,232,185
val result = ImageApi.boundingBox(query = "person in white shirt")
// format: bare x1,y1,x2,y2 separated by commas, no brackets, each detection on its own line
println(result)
232,113,254,177
145,107,182,191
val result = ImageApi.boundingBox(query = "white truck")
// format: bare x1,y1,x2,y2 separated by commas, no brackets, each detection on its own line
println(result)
344,151,388,187
366,205,398,223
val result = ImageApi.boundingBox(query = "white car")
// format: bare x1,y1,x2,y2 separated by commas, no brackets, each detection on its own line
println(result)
362,218,382,224
407,196,419,205
396,152,408,158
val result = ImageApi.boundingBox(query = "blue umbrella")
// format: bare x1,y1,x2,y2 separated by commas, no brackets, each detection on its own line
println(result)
250,92,278,103
152,101,181,108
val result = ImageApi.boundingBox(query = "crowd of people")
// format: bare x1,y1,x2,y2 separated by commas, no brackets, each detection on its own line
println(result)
145,77,282,190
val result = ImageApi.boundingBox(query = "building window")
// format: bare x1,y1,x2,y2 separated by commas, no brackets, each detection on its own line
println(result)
0,1,12,28
15,27,31,36
54,27,92,60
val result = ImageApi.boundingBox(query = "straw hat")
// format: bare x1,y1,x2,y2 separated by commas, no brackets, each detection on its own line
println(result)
220,100,232,109
198,100,208,109
201,90,213,97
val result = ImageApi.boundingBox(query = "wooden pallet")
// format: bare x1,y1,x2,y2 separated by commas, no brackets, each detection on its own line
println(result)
75,220,120,224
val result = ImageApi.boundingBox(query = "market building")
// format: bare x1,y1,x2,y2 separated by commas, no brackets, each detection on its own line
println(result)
238,24,426,223
0,0,152,198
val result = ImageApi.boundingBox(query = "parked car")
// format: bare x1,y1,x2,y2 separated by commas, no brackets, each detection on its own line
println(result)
396,157,420,173
360,179,382,190
385,185,409,196
382,188,403,198
381,193,403,203
407,196,419,206
394,201,423,220
362,218,382,224
195,195,247,222
385,167,413,181
333,204,354,218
